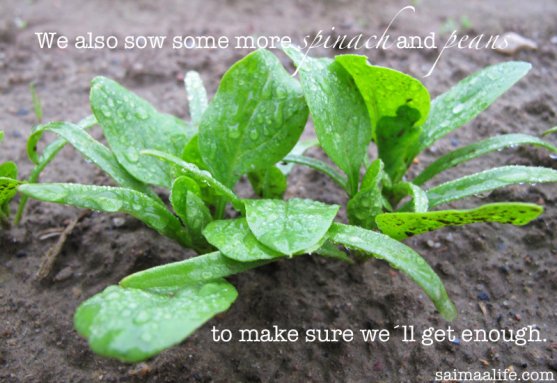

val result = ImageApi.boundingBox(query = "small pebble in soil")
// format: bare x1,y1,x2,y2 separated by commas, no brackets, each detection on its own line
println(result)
112,217,126,227
477,291,490,301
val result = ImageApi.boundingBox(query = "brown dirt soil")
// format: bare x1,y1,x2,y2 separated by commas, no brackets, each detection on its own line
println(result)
1,0,557,382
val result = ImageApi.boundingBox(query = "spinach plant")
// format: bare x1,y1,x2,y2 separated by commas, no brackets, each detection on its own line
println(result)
11,48,557,362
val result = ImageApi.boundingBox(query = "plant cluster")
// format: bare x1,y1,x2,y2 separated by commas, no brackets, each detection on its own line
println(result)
1,47,557,362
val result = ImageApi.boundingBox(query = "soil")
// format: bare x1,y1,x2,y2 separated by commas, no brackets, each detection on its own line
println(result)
1,0,557,382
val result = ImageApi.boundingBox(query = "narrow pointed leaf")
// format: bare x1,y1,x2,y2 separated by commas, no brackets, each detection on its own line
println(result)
347,159,384,228
426,166,557,208
328,223,457,320
418,62,531,153
203,218,283,262
542,126,557,137
18,183,191,248
377,202,543,240
90,76,194,188
185,71,208,127
74,280,237,362
120,251,268,290
414,134,557,185
199,49,308,187
284,47,371,196
244,198,339,256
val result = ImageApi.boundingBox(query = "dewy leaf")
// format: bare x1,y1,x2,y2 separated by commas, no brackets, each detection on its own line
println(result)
336,54,430,182
90,76,194,188
74,280,237,362
199,49,308,188
418,61,531,153
248,165,287,199
276,138,319,175
376,202,543,240
171,176,212,252
426,166,557,208
185,71,208,127
284,47,371,196
414,133,557,186
204,218,283,262
245,198,339,256
28,122,157,199
347,159,384,229
18,183,192,248
392,182,429,212
282,154,348,191
328,223,457,320
142,149,243,211
120,251,268,290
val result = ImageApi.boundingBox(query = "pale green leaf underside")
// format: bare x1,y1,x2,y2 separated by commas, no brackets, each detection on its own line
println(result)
418,61,531,153
120,251,268,290
414,133,557,185
377,202,543,240
427,166,557,208
90,76,193,188
328,223,456,320
204,218,283,262
74,280,237,362
199,49,308,187
245,198,339,256
18,183,191,247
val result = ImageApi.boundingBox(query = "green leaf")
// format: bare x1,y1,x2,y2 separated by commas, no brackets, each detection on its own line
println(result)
244,198,339,256
276,138,319,175
171,176,212,252
18,183,192,248
0,131,4,142
120,251,268,290
328,223,457,320
27,121,157,199
74,280,237,362
376,202,543,240
142,149,243,211
30,82,43,123
427,166,557,208
0,162,17,179
203,218,283,262
315,241,352,263
393,182,429,212
199,49,308,187
282,154,348,191
284,47,371,196
0,177,21,221
414,134,557,185
90,76,194,188
418,61,531,153
185,71,208,127
542,126,557,137
336,55,430,182
248,165,287,199
16,115,97,225
347,159,384,229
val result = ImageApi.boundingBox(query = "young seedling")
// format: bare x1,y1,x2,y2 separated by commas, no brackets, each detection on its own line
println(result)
11,48,557,362
0,131,20,227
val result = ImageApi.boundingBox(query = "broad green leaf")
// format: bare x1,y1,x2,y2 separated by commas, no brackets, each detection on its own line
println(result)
282,154,348,191
276,138,319,175
120,251,268,290
199,49,308,187
347,159,384,229
16,115,97,224
393,182,429,212
418,62,531,153
74,280,237,362
427,166,557,208
185,71,208,127
542,126,557,137
244,198,339,256
18,183,192,248
376,202,543,240
90,76,194,188
171,176,212,252
142,149,243,211
27,122,157,199
248,165,287,199
328,223,457,320
284,47,371,196
414,134,557,185
336,55,430,182
203,218,283,262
